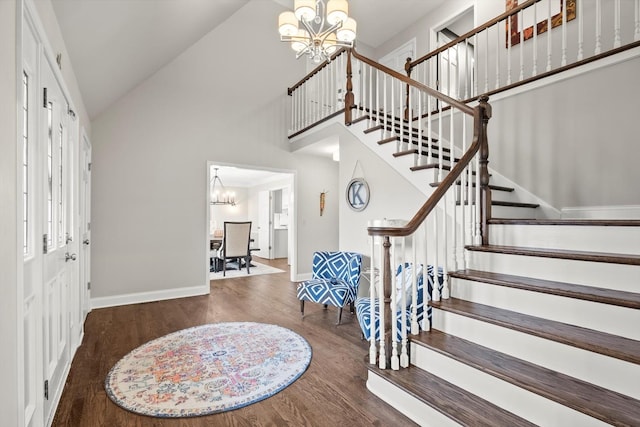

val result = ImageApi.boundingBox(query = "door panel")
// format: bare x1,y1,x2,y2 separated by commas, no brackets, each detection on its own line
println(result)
257,191,273,259
41,59,72,422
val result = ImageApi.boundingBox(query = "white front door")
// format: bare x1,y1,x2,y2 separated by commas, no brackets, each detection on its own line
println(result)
41,58,74,421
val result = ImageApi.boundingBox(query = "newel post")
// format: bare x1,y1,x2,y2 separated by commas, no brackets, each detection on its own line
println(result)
403,57,412,121
478,96,492,245
345,49,354,125
379,235,393,369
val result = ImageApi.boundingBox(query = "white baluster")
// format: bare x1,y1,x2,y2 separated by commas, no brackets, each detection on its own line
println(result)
400,238,409,369
427,95,432,162
484,30,489,93
410,232,419,336
507,15,512,85
595,0,602,54
378,235,386,370
533,1,538,76
422,223,431,331
461,113,467,269
519,9,525,80
474,152,481,245
383,74,388,138
450,107,457,273
442,196,450,300
636,0,640,41
391,75,395,146
547,0,553,71
417,87,423,161
577,0,584,60
376,69,380,124
495,24,501,89
391,238,399,371
368,65,373,121
432,208,440,302
464,39,469,99
368,235,377,364
614,0,622,48
437,95,443,182
561,0,567,66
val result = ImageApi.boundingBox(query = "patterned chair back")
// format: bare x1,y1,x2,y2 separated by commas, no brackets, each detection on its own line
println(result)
311,251,362,291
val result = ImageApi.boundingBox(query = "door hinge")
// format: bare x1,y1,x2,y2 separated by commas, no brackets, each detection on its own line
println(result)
43,87,47,107
87,281,91,290
44,380,49,400
43,234,48,254
88,162,92,171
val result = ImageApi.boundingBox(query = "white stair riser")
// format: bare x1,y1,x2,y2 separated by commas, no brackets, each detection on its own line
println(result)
366,371,461,427
411,345,609,427
451,278,640,340
430,308,640,399
490,224,640,255
467,251,639,292
491,205,542,219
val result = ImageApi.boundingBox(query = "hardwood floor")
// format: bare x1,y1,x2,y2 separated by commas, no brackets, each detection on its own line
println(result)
52,257,416,426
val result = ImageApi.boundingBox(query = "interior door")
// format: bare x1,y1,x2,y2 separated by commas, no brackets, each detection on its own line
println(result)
41,58,74,421
257,190,273,259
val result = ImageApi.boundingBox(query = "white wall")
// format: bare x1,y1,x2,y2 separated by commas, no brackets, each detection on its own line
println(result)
0,1,18,423
90,1,339,300
338,128,426,260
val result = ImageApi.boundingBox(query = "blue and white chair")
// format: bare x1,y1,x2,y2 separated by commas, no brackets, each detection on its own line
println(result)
355,263,444,341
296,251,363,324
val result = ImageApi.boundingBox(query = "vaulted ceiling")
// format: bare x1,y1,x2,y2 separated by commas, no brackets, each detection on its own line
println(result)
51,0,446,120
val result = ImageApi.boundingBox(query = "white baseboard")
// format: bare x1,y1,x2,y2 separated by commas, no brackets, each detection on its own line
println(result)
90,285,210,310
560,205,640,219
293,272,312,282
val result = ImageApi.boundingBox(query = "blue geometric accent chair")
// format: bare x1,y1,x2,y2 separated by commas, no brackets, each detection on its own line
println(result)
296,251,363,325
355,263,444,341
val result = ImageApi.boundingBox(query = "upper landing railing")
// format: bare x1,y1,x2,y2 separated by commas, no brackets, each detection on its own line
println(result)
407,0,640,104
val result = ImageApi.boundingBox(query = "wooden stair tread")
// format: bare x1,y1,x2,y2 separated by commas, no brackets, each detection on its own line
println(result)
491,200,540,208
489,218,640,226
430,298,640,365
413,330,640,426
466,244,640,266
449,269,640,309
366,364,537,427
430,181,514,192
393,149,459,163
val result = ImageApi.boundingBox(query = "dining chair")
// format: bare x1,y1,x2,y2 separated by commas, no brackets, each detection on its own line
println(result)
216,221,252,276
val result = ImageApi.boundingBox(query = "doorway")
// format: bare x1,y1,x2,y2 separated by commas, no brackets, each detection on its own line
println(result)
206,162,296,281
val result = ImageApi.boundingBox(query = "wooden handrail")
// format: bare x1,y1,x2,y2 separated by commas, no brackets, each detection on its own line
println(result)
409,0,541,70
367,96,492,238
349,49,475,116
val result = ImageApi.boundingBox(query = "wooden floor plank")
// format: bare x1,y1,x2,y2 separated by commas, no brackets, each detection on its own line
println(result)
52,258,417,427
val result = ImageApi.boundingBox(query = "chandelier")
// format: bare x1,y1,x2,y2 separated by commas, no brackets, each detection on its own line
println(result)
278,0,357,63
210,168,236,206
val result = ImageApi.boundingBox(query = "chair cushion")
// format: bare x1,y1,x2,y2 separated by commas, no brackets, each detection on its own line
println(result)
355,297,415,341
297,278,356,308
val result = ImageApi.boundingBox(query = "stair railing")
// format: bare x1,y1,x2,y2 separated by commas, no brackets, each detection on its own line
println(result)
287,49,349,137
406,0,640,104
344,49,491,369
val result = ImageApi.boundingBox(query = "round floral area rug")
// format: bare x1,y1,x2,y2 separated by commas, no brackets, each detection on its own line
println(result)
104,322,312,417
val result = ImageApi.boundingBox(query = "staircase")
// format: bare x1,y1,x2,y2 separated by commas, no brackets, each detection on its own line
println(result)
285,3,640,422
344,111,640,425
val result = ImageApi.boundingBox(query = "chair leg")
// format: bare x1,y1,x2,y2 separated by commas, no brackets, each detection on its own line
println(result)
323,304,328,310
300,300,305,317
246,255,250,274
336,307,343,325
223,259,226,277
349,302,355,314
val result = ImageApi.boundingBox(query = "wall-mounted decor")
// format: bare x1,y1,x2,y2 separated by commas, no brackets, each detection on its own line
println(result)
320,191,327,216
506,0,576,47
346,178,369,212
